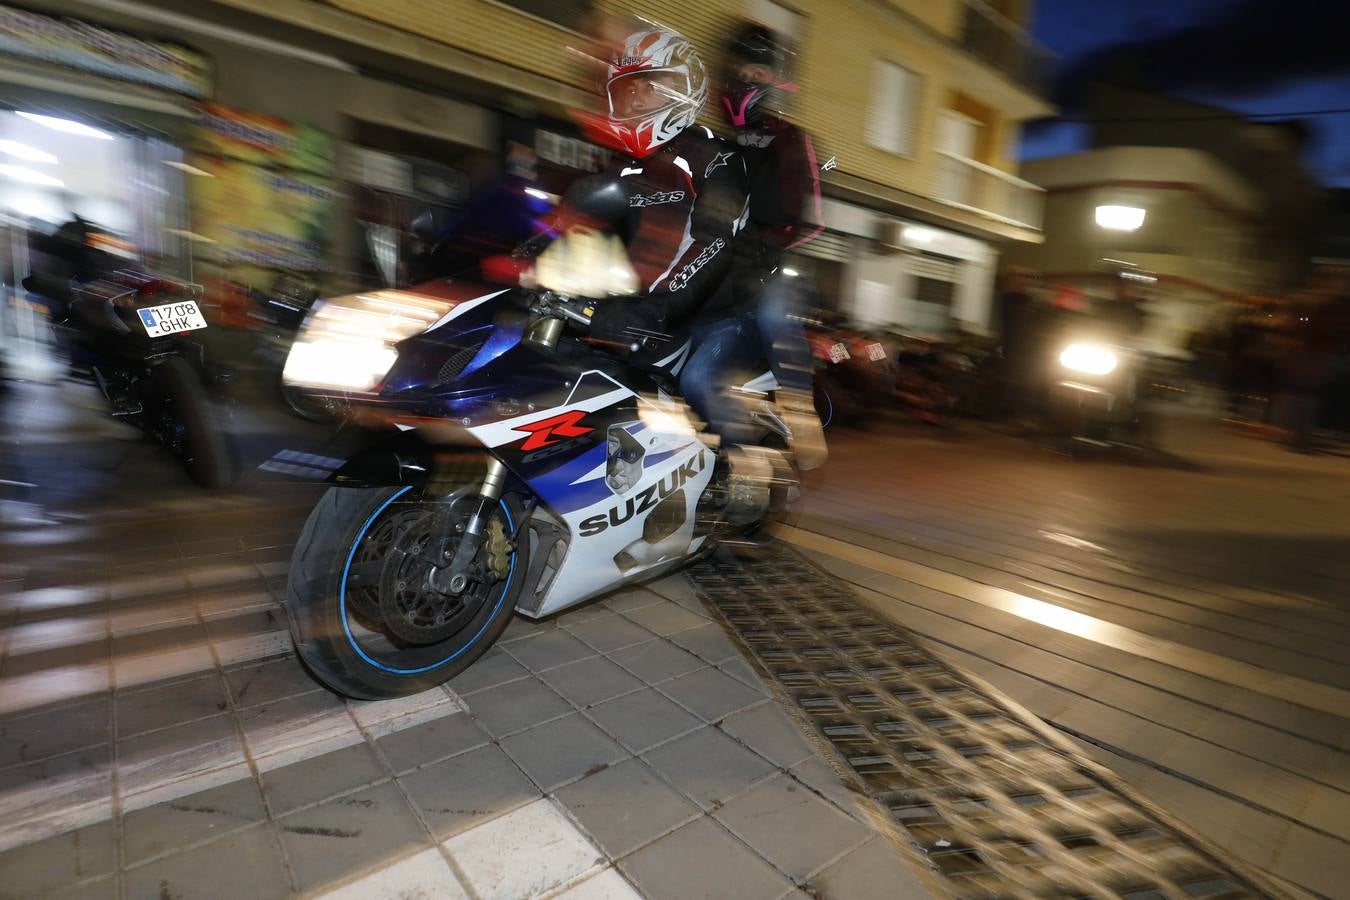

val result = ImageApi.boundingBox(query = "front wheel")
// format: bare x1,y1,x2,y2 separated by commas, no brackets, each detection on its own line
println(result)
286,483,528,699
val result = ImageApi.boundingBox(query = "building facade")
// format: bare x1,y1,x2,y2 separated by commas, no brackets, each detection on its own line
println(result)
2,0,1053,344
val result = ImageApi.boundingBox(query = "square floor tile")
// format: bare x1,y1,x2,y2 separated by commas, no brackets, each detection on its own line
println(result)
0,820,114,897
116,674,228,738
122,776,266,864
586,689,701,754
237,690,360,765
552,867,642,899
375,711,490,774
554,758,700,858
666,623,741,665
602,589,664,614
443,798,603,900
447,648,530,696
499,615,558,643
643,726,776,812
500,714,627,792
788,757,871,824
117,714,242,801
540,656,645,709
620,602,706,637
503,630,597,673
565,614,655,654
719,703,816,769
225,657,318,708
400,744,539,840
714,774,871,880
0,697,108,766
607,640,706,683
463,676,571,738
280,782,430,894
659,666,765,722
317,845,468,899
260,741,387,816
717,656,770,695
618,816,791,900
805,836,932,900
124,824,289,900
0,744,111,828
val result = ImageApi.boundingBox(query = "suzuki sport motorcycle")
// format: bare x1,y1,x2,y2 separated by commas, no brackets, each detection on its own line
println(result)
281,277,797,699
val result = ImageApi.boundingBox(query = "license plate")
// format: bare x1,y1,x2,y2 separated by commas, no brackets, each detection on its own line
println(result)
137,300,208,337
866,342,887,362
828,342,850,364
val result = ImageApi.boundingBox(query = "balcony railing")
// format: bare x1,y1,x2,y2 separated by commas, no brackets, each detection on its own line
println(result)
959,0,1053,97
933,150,1045,230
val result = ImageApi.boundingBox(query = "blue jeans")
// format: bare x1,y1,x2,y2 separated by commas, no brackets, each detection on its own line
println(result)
679,314,759,446
755,273,814,396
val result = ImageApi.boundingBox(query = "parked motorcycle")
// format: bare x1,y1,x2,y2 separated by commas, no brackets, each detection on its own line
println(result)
806,317,893,428
890,333,973,427
33,267,239,488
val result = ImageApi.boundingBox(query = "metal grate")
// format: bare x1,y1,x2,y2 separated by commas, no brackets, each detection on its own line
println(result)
687,546,1279,899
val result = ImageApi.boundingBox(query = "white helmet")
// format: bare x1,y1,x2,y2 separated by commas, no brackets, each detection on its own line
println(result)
599,29,709,158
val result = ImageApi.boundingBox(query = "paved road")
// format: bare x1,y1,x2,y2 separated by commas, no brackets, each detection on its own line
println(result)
794,414,1350,898
2,373,1345,898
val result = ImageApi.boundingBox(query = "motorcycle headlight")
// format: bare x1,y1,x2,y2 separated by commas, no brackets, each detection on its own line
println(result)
283,290,455,391
1059,343,1118,376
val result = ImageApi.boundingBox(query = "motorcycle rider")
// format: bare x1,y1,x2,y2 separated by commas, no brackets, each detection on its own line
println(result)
707,22,828,470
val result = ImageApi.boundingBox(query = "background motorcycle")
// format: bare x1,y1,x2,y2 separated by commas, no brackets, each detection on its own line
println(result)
890,333,973,427
1045,339,1152,455
806,316,893,429
31,265,239,489
236,273,338,422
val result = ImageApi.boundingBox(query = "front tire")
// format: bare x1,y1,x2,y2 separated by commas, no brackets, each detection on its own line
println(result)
286,484,527,699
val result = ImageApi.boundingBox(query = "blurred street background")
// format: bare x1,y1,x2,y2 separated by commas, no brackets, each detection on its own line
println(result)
2,0,1350,898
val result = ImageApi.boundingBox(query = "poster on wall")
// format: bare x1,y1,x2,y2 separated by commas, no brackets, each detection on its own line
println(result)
185,103,338,315
0,4,211,97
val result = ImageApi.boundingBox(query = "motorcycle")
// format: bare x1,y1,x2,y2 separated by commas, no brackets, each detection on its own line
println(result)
807,319,893,429
1045,338,1149,454
33,268,239,488
890,333,973,427
280,218,798,699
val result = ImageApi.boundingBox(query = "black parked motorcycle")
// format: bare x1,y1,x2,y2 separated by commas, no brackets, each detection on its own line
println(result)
26,223,238,488
238,273,337,422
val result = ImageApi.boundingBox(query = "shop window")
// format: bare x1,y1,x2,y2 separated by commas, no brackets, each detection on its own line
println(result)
912,275,956,334
866,61,919,157
494,0,594,29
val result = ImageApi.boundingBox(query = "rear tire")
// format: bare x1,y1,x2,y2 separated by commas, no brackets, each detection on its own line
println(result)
155,357,237,489
286,484,528,699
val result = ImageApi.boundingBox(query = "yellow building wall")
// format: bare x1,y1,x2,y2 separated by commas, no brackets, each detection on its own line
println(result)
324,0,1026,201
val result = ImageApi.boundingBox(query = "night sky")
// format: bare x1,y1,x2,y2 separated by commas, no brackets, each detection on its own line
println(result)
1023,0,1350,186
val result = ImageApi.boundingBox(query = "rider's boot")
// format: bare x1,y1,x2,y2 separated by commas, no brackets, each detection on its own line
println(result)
776,388,827,471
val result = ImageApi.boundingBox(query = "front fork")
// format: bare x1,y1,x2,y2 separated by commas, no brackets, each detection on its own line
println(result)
429,458,507,595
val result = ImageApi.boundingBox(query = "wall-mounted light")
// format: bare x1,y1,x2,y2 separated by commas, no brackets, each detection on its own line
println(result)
1095,205,1146,232
903,226,936,244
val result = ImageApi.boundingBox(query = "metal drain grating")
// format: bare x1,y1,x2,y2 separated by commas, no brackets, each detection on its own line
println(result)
687,546,1279,900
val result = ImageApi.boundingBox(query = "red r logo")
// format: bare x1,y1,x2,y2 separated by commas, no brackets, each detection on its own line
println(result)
513,410,593,452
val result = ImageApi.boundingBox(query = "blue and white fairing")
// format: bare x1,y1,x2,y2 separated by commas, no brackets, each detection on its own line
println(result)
373,282,714,618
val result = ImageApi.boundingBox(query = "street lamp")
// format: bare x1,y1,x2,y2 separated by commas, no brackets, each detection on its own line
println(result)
1095,205,1146,232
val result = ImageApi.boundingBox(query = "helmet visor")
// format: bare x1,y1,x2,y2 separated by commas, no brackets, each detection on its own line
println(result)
607,69,691,121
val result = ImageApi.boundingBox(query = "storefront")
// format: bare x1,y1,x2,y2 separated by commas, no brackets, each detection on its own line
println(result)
809,196,1000,336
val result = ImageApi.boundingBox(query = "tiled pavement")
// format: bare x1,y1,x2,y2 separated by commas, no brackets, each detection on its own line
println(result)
0,511,933,899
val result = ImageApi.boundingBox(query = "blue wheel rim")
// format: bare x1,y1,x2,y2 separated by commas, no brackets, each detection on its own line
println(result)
339,487,517,675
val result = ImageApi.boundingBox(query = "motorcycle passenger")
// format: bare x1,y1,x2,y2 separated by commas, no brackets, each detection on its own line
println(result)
708,22,827,469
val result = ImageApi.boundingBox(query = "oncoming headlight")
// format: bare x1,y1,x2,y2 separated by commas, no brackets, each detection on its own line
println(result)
1059,343,1118,376
283,290,456,391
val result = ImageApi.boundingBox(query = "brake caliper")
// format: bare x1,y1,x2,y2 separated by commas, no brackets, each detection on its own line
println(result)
485,515,513,580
